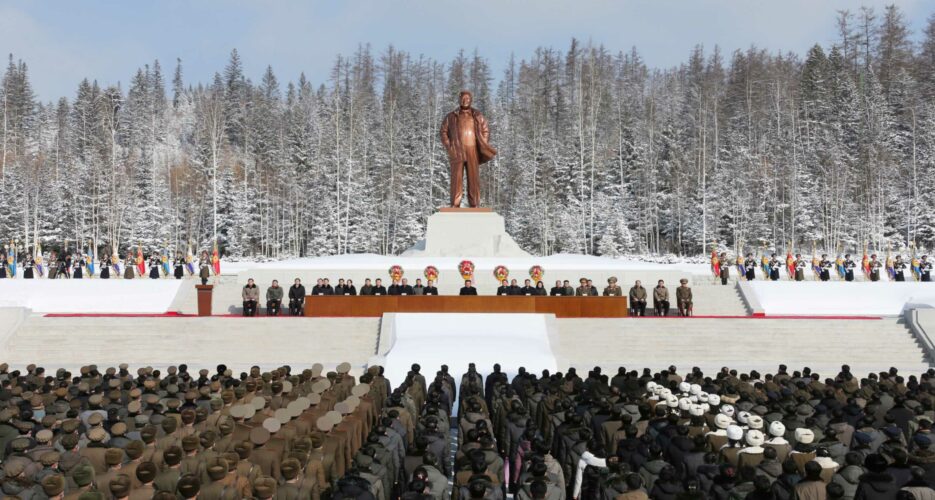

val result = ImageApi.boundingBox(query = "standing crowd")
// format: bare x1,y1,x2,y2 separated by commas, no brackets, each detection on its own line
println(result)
2,362,935,499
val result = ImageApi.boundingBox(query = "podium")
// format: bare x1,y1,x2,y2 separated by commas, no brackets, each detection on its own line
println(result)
196,285,214,316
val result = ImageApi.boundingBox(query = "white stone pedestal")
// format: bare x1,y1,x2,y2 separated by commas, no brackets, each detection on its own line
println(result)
402,210,530,257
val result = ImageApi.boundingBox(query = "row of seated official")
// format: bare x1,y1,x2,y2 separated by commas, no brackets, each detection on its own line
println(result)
240,277,694,317
240,277,442,316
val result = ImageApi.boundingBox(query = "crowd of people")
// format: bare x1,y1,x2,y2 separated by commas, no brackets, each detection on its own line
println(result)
711,252,935,285
240,277,695,317
0,251,214,284
1,362,935,500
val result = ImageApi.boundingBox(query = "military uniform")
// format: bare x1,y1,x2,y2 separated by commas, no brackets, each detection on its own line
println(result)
744,256,757,281
869,257,882,281
676,282,692,316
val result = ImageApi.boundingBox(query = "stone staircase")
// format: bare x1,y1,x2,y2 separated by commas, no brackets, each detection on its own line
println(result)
554,317,931,376
689,283,751,316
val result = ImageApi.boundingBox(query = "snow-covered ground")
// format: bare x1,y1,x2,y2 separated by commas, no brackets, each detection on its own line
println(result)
227,254,706,294
223,253,712,273
0,280,185,313
748,281,935,316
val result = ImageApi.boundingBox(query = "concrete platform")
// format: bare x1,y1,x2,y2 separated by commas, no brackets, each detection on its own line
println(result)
0,309,929,378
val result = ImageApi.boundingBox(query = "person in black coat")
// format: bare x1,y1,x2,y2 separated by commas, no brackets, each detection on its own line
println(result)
921,256,933,282
520,279,535,295
855,453,899,500
550,280,564,296
372,278,387,296
894,256,907,282
423,280,439,295
507,279,522,295
342,279,357,295
399,278,414,295
388,280,402,295
496,280,510,296
22,257,35,279
744,253,757,281
148,256,160,279
534,281,547,295
843,254,857,282
99,256,110,279
58,253,70,279
459,280,477,295
173,255,185,279
320,278,335,295
73,254,85,279
288,278,306,316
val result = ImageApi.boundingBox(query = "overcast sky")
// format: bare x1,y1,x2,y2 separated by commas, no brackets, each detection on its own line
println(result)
1,0,932,101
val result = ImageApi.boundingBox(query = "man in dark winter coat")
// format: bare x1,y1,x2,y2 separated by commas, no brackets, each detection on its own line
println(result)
855,453,900,500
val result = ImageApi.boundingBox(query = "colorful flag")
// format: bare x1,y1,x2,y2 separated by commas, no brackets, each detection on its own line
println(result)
885,247,895,280
111,243,121,275
86,242,96,277
785,252,795,278
812,255,822,280
34,241,43,277
761,254,770,276
136,245,145,277
912,246,922,281
735,255,746,280
710,249,720,278
185,244,195,275
862,251,871,278
836,256,846,279
161,248,171,277
211,241,220,276
6,243,15,278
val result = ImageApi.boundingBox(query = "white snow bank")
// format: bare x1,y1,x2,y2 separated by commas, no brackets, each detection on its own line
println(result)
748,281,935,316
0,280,185,313
225,253,707,272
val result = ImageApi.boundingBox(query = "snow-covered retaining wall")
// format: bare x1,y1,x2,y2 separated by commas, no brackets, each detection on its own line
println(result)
747,281,935,316
0,280,185,313
905,308,935,364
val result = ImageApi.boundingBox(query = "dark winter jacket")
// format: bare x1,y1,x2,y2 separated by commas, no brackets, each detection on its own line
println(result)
648,480,683,500
288,284,306,301
832,464,864,500
854,471,900,500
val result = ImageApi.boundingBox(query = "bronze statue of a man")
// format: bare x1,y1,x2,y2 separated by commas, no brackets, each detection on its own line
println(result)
440,90,496,207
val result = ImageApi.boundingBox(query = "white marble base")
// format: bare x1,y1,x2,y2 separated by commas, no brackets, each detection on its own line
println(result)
402,211,530,258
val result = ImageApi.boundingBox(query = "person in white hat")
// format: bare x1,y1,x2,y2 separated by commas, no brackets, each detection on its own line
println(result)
678,382,691,395
765,421,792,463
687,406,707,436
747,415,764,432
738,429,766,468
790,428,817,474
706,413,732,451
720,424,745,466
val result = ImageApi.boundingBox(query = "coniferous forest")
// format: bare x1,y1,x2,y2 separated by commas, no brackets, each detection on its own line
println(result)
1,6,935,258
